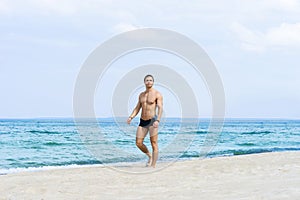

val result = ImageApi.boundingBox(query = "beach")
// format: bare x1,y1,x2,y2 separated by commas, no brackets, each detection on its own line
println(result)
1,151,299,200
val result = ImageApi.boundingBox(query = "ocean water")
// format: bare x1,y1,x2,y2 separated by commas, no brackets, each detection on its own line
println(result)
0,118,300,174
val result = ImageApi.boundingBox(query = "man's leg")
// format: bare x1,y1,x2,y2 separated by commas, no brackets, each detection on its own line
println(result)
136,126,152,165
149,126,158,168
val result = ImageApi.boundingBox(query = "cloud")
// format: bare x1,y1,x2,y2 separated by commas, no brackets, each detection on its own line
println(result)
230,23,266,52
30,0,80,15
113,23,139,33
266,23,300,46
0,0,116,16
262,0,300,12
1,32,80,48
0,0,76,16
231,22,300,52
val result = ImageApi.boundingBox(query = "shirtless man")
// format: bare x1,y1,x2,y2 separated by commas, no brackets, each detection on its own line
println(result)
127,74,163,168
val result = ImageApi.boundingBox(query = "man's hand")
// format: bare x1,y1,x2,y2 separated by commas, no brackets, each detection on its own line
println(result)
127,117,132,124
153,120,159,128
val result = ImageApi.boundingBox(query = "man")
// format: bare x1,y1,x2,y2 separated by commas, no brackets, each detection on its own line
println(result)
127,74,163,168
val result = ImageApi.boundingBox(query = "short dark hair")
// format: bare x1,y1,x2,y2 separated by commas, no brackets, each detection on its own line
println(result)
144,74,154,82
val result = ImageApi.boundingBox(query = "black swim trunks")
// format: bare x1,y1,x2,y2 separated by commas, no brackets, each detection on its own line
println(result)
139,116,157,128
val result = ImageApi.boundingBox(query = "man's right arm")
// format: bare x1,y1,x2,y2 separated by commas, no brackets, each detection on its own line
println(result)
127,97,141,124
129,101,141,119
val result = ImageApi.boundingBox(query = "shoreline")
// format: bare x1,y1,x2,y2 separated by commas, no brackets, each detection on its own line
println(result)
1,150,299,175
1,151,299,199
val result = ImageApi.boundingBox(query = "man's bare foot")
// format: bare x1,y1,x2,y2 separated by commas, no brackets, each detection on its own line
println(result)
146,155,152,167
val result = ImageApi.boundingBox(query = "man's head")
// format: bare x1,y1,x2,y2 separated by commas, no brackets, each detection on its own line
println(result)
144,74,154,88
144,74,154,82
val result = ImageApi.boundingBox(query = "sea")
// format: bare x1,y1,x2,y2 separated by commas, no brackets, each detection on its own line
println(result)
0,118,300,174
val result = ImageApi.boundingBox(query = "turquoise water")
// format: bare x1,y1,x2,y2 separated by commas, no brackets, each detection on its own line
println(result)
0,118,300,173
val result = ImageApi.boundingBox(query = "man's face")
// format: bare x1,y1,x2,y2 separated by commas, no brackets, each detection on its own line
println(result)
144,77,154,88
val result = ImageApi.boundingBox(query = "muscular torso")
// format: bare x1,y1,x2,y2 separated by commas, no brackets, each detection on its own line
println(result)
139,90,158,120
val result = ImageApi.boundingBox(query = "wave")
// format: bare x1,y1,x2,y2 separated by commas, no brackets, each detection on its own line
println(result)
2,148,300,175
43,141,64,146
0,157,146,175
242,131,273,135
237,142,256,146
0,159,103,174
195,130,208,134
233,148,300,155
179,152,202,158
179,130,208,134
232,149,272,155
0,163,103,175
209,147,300,157
0,132,11,135
28,130,63,134
113,139,132,144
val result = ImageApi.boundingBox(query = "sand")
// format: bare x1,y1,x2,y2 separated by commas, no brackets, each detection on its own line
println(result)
0,151,299,200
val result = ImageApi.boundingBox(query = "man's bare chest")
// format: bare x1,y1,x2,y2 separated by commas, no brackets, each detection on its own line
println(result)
140,93,157,105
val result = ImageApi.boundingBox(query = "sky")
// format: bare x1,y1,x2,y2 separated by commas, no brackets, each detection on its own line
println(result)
1,0,300,119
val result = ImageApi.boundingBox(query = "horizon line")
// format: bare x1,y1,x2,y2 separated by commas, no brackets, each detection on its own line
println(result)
0,117,300,120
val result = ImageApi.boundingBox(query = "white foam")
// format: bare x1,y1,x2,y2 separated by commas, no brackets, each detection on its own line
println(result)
0,164,104,175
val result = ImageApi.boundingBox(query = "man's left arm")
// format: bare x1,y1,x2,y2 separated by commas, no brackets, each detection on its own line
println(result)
156,93,163,122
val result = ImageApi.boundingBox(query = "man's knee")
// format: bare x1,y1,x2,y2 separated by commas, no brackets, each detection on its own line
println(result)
136,140,144,147
150,140,157,145
150,140,158,149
